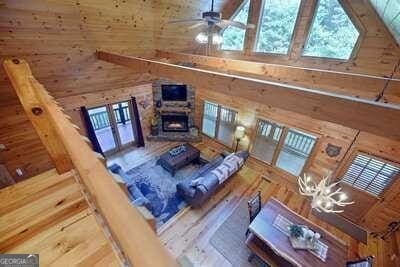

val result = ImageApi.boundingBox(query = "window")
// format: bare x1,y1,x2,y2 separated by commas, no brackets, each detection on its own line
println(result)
251,119,283,163
342,153,400,197
254,0,301,54
202,101,218,138
303,0,360,60
250,119,317,176
370,0,400,44
275,129,316,176
217,107,238,146
221,0,250,51
201,101,238,147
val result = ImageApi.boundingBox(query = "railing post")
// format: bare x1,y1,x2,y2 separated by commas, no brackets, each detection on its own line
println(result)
3,58,178,267
3,59,73,174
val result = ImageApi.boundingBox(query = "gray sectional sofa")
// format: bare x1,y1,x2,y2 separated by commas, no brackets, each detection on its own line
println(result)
176,151,249,208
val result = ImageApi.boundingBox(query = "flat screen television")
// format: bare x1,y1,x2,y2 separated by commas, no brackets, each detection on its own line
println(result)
161,84,187,101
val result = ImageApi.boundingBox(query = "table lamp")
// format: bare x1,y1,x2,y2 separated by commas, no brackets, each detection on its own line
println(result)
234,125,245,152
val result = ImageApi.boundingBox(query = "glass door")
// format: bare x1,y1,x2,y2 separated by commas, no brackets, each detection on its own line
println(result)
111,101,137,149
88,105,118,155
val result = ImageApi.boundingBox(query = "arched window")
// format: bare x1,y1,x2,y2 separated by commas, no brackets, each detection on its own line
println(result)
303,0,360,60
221,0,250,51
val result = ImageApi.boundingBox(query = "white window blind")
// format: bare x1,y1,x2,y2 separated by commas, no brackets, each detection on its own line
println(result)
202,101,218,138
342,154,400,197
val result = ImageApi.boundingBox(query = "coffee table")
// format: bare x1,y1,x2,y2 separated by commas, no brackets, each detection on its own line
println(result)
157,143,200,176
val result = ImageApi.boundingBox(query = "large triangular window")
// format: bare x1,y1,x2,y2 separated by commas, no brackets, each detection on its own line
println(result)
221,0,250,51
254,0,302,54
370,1,400,44
303,0,360,60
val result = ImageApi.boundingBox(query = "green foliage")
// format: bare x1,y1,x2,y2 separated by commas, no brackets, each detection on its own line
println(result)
221,0,250,51
255,0,301,54
289,224,304,239
303,0,360,60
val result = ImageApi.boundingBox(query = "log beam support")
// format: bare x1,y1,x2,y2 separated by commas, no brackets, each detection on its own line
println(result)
97,50,400,140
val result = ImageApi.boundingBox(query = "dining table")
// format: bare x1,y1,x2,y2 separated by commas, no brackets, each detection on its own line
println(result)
246,198,348,267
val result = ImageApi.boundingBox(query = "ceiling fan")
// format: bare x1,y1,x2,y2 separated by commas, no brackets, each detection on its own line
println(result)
168,0,255,45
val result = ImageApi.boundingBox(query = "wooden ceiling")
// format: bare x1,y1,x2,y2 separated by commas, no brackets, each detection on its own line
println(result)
0,0,229,103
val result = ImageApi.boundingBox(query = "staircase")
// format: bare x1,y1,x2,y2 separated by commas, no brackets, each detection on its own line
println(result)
0,169,120,266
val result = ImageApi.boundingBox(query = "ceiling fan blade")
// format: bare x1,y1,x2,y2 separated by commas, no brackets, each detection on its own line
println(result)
168,18,205,24
188,21,208,30
218,20,255,30
205,17,221,24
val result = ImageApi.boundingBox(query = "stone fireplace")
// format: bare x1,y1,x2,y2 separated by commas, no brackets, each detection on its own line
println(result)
147,79,201,142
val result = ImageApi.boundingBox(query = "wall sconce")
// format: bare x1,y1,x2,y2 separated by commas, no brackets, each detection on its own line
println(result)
234,125,246,152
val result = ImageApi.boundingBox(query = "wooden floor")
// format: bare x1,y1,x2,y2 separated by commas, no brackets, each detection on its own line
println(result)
0,169,120,266
1,140,398,267
124,140,396,267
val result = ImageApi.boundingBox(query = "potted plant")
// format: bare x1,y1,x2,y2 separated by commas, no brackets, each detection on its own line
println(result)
150,116,159,136
289,224,304,239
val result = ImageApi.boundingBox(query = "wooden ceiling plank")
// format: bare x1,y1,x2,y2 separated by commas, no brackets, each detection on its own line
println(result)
155,50,400,103
97,50,400,140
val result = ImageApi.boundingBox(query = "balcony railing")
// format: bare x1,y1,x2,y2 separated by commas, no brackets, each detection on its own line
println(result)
89,106,130,130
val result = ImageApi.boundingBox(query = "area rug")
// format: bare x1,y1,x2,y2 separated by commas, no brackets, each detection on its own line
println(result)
210,199,268,267
126,157,204,228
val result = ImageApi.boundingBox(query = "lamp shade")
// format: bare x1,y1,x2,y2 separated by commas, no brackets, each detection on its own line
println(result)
234,125,245,139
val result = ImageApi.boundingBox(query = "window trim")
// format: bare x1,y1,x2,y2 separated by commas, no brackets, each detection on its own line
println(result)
300,0,364,61
249,118,285,164
249,116,319,178
339,150,400,199
200,100,239,148
219,0,251,52
201,100,219,139
252,0,304,56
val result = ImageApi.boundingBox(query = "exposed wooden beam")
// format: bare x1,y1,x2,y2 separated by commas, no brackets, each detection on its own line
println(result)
3,58,177,267
3,59,73,174
97,50,400,140
155,50,400,102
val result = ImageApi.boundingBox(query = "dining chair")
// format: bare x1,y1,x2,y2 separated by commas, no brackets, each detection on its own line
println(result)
246,191,261,237
346,256,374,267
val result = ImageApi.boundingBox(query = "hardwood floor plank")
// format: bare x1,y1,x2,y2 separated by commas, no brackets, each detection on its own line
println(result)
0,169,119,266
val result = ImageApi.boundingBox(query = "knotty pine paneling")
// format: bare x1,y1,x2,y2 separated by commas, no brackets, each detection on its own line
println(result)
0,0,231,181
215,0,400,78
60,83,154,140
195,88,359,183
195,88,400,229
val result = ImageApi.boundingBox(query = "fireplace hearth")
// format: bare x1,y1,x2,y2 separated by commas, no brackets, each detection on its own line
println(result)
162,113,189,132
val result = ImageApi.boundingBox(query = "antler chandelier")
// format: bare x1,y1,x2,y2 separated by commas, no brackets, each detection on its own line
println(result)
298,174,354,213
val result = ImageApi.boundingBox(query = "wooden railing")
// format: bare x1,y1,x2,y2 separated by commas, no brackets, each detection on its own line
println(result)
3,59,177,267
89,105,130,130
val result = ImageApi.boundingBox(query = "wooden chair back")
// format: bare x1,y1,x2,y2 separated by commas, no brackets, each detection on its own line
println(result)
248,191,261,223
346,256,374,267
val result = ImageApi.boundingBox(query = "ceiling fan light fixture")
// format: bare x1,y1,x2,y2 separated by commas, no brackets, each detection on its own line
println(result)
195,32,208,44
195,32,223,45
